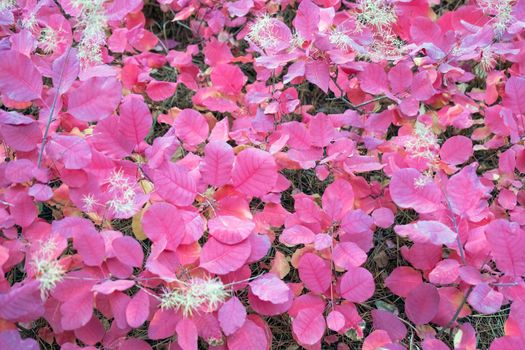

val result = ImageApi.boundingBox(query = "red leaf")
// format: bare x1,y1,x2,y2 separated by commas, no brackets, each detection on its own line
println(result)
298,253,331,294
0,50,42,101
232,148,278,197
340,267,375,303
405,283,440,325
292,308,326,345
219,296,247,336
200,237,251,275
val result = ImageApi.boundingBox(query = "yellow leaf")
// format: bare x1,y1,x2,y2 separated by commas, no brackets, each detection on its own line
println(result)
132,209,147,241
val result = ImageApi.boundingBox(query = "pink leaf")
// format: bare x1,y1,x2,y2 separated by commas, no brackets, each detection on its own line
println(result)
174,109,209,147
47,135,92,169
232,148,278,197
200,237,251,275
467,283,503,314
53,48,79,95
309,113,335,148
118,94,152,147
176,319,198,350
292,308,326,345
372,309,407,341
142,202,184,248
485,219,525,277
208,215,254,245
326,310,345,332
250,273,290,304
322,179,354,221
0,330,39,350
504,76,525,114
293,0,320,40
359,63,388,95
279,225,316,246
429,259,460,285
439,135,473,165
332,242,367,269
390,168,443,213
227,319,269,350
405,283,440,325
219,296,247,336
0,123,41,152
340,267,375,303
112,236,144,267
152,162,197,207
126,290,150,328
60,292,93,330
148,309,181,340
305,60,330,93
92,280,135,294
394,220,457,245
446,164,490,217
298,253,331,294
211,63,247,95
67,76,122,122
200,141,234,187
73,227,106,266
0,281,44,322
0,50,42,101
146,80,177,101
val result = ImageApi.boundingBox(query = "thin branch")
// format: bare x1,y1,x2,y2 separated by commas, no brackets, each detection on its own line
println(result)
37,47,71,168
444,286,473,330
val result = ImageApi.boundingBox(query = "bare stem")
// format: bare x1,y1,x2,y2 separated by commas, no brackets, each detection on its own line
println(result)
37,48,71,168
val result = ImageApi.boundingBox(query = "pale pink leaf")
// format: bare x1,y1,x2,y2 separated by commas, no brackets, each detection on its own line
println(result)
219,296,247,336
53,48,79,95
92,280,135,294
322,179,354,220
394,220,457,245
126,290,150,328
446,164,490,217
47,135,92,169
359,63,388,95
326,310,345,332
429,259,460,285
